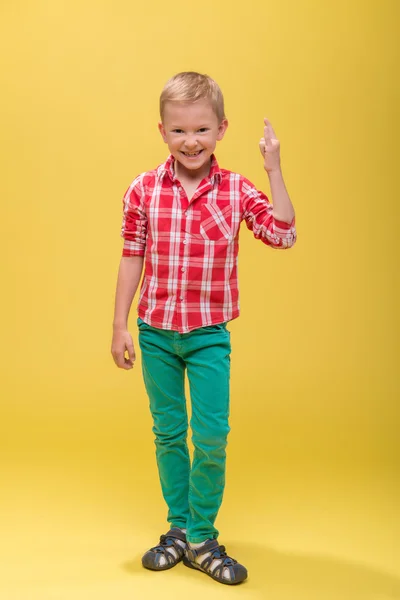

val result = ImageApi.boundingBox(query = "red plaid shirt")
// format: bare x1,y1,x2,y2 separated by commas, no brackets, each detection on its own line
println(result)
121,154,296,333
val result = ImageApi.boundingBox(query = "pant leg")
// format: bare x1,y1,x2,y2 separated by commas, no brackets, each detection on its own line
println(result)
182,323,231,543
138,318,190,529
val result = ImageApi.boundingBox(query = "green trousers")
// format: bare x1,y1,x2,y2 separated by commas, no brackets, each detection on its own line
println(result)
137,317,231,543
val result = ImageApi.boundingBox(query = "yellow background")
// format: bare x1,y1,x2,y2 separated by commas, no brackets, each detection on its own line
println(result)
1,0,398,598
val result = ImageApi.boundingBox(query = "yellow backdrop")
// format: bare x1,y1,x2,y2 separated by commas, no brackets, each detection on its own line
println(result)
1,1,398,598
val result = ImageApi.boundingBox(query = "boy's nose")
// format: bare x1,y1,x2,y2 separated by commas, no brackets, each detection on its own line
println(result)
185,136,198,149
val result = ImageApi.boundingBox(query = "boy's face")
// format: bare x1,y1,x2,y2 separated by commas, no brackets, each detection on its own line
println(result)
158,99,228,180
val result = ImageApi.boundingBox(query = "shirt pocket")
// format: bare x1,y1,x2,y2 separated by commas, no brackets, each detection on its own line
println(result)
200,202,233,241
185,201,233,241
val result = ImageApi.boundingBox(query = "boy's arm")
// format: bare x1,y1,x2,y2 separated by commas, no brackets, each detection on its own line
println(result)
112,174,147,369
259,118,295,224
111,255,144,369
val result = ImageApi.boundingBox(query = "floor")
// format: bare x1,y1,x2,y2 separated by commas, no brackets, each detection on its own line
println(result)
1,441,398,600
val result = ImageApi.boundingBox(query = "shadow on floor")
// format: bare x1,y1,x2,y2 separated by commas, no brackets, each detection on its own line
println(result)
122,540,400,599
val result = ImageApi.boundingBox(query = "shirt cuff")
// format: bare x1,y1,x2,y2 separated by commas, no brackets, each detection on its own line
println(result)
122,240,145,257
274,217,295,229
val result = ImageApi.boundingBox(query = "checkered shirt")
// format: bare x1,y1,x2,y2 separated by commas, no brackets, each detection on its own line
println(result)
121,154,296,333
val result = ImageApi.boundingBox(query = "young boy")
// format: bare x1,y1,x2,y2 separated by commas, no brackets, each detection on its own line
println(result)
111,72,296,585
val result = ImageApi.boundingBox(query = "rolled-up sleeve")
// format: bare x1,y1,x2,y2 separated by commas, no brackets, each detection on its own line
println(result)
121,175,147,257
241,178,296,249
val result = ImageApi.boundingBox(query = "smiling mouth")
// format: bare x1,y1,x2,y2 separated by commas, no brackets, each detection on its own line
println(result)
181,150,203,157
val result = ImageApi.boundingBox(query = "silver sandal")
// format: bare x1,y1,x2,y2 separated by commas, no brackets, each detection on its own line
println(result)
183,539,248,585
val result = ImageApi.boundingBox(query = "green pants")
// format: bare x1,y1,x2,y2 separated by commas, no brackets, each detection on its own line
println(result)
137,317,231,543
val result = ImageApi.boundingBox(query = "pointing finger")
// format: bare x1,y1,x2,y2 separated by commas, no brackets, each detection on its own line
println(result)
264,117,277,144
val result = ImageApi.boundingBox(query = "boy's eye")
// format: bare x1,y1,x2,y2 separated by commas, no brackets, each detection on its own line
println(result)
170,128,209,134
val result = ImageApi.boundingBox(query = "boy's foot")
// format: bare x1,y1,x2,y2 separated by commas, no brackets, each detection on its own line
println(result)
183,539,248,585
141,528,187,571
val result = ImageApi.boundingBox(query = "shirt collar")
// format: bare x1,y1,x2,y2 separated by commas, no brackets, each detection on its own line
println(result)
157,154,222,185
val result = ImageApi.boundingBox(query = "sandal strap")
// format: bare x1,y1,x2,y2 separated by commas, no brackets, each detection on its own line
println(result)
163,528,187,543
186,539,233,563
186,539,219,562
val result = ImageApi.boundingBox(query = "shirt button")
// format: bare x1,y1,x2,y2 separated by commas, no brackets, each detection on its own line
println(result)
181,268,186,272
183,238,188,244
179,296,184,301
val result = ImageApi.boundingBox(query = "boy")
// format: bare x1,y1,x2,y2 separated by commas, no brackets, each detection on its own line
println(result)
111,72,296,585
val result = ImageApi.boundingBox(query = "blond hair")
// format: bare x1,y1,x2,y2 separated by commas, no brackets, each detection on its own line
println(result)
160,72,225,122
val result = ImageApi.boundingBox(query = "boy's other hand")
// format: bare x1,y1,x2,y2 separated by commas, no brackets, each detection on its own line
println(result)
259,118,281,173
111,329,136,369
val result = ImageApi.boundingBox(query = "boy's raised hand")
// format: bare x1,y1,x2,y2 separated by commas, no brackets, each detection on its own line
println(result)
111,329,136,370
259,118,281,173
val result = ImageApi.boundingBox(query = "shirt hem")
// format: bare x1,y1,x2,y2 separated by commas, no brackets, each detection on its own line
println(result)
137,310,240,333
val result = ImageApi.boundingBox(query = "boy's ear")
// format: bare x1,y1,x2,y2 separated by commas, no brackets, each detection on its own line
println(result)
217,118,228,141
158,122,167,143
